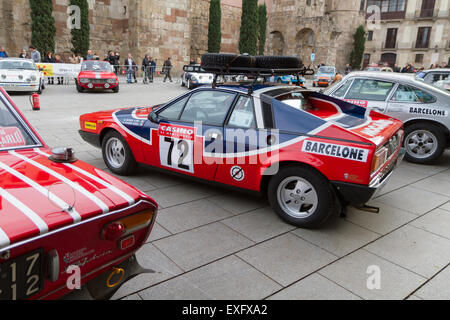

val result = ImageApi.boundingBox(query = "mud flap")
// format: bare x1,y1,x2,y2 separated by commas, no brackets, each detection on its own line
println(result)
87,255,155,300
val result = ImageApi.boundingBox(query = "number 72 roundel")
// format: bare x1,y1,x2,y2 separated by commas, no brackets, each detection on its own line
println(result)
158,124,196,173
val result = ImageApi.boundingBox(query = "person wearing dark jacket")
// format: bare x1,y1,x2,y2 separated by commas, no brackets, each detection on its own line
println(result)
142,55,151,84
163,57,173,82
44,52,56,84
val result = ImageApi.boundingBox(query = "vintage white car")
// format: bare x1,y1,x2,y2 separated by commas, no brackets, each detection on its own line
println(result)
0,58,45,94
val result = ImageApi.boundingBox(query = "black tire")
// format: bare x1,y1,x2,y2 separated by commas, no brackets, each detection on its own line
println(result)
187,79,193,90
76,82,84,93
112,85,120,93
268,165,336,228
102,130,137,176
201,53,256,72
255,56,303,69
181,77,185,87
404,122,446,164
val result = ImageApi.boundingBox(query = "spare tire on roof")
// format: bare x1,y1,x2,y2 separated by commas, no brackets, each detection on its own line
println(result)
201,53,256,72
255,55,304,69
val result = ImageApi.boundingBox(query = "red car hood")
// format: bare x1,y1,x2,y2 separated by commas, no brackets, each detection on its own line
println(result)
78,71,117,79
0,148,148,249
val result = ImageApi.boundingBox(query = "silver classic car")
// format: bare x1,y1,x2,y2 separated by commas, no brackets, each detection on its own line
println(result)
325,71,450,164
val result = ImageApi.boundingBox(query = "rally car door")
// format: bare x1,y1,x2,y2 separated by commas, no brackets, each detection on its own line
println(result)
147,89,237,181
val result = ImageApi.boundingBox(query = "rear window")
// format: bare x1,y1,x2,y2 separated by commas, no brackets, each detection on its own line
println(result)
275,92,312,111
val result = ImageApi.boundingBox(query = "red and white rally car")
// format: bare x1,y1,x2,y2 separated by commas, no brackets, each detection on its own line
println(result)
0,87,157,300
79,59,405,228
76,60,119,93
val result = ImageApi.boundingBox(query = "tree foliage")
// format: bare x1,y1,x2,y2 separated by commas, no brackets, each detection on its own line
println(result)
29,0,56,58
257,4,267,55
70,0,90,56
239,0,259,55
208,0,222,53
349,25,366,70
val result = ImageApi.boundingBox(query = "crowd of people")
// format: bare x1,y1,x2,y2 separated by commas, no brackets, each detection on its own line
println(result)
0,45,176,85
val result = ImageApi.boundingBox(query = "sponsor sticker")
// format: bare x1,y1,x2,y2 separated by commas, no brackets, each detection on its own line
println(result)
0,127,26,148
409,107,448,117
230,166,245,182
159,124,196,173
344,99,369,108
302,140,369,162
358,119,394,137
84,121,97,130
159,124,196,141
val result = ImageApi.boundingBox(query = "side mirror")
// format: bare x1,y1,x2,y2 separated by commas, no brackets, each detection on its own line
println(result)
149,111,160,124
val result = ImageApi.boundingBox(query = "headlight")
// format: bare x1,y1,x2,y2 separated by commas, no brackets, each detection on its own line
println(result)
1,74,5,79
30,75,37,81
371,146,388,174
107,78,116,84
18,75,23,80
191,75,197,81
80,78,89,83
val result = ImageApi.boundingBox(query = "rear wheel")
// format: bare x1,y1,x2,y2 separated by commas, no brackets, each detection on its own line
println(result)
404,122,446,164
102,131,137,175
268,166,335,228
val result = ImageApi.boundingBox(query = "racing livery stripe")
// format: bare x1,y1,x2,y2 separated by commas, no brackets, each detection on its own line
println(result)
0,186,49,234
0,226,10,248
203,123,332,158
112,110,153,146
9,151,110,214
0,160,82,222
34,149,135,205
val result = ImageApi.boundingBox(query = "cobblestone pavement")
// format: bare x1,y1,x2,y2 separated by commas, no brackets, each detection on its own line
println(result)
10,80,450,300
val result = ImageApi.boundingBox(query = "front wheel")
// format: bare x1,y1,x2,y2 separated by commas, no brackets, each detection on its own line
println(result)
404,122,446,164
102,131,137,175
112,85,120,93
268,166,335,228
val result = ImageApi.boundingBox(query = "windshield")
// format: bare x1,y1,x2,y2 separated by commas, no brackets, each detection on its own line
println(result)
81,61,113,72
318,67,335,75
0,95,40,151
0,60,36,71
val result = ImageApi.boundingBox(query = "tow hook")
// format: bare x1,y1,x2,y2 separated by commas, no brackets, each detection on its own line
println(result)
355,205,380,214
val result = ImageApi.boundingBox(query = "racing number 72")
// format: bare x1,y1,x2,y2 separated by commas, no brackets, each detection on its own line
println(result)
164,137,190,171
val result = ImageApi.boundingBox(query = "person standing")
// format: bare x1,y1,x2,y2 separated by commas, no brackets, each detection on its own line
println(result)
44,52,56,84
163,57,173,82
115,52,121,75
30,46,41,63
151,58,157,81
85,50,94,60
393,64,401,72
19,49,29,59
344,64,351,75
0,47,9,59
54,54,64,85
124,53,137,84
142,54,151,84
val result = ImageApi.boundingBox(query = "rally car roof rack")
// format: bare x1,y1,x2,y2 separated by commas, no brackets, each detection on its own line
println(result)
185,53,315,94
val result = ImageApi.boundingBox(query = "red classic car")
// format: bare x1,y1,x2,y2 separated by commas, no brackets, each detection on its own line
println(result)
0,87,157,300
76,60,119,93
78,58,405,228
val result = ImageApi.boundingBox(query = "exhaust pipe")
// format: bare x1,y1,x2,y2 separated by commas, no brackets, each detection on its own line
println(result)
355,205,380,214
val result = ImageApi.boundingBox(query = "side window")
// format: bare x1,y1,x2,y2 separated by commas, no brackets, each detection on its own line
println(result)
228,96,256,129
391,84,436,103
158,96,189,120
180,90,236,125
345,79,395,101
333,79,353,98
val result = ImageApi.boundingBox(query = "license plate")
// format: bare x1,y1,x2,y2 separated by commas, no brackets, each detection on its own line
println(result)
0,249,44,300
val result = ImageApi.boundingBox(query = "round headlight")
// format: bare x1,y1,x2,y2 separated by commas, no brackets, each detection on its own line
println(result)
30,75,37,81
80,78,89,83
1,74,6,79
18,75,23,80
107,78,116,84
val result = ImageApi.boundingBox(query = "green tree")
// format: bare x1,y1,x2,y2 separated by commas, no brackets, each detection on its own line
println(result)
208,0,222,53
239,0,259,55
29,0,56,59
257,4,267,55
70,0,90,57
349,25,366,70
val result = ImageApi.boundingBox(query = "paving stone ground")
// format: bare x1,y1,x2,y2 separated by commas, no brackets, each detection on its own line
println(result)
10,79,450,300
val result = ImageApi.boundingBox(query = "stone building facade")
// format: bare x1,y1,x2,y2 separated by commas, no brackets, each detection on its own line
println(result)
0,0,363,73
363,0,450,69
266,0,366,71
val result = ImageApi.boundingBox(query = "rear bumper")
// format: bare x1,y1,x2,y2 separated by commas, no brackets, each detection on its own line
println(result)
332,148,406,206
79,130,101,148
